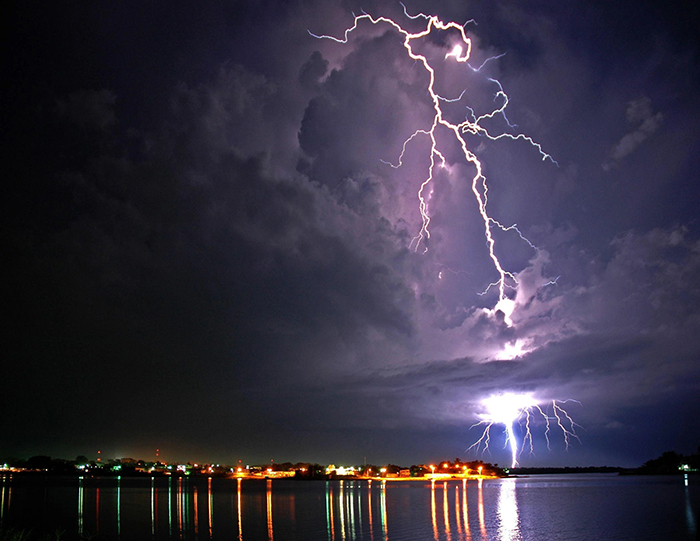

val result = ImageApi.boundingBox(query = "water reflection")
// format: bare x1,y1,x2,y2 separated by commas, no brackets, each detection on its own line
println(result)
77,476,84,537
237,478,243,539
168,477,172,537
267,478,274,540
151,477,155,537
349,482,357,538
497,478,520,541
443,482,451,540
0,475,6,526
477,478,486,536
367,480,373,540
208,477,213,538
10,475,520,540
462,480,470,538
428,478,500,540
323,479,394,541
454,485,460,537
117,476,121,537
686,474,696,537
95,483,100,535
430,480,438,540
194,485,199,536
339,480,345,539
380,480,388,540
326,481,334,539
3,475,696,540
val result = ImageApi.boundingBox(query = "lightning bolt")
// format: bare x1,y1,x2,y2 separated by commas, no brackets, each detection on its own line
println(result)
310,7,578,467
468,393,581,468
541,275,561,288
310,4,556,318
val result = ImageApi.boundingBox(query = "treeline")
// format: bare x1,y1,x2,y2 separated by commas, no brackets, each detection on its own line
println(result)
511,466,625,475
625,448,700,475
510,447,700,476
1,455,78,474
1,455,173,476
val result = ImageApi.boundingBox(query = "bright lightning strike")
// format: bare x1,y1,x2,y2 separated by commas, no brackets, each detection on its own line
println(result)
311,8,579,467
310,4,557,322
468,393,581,468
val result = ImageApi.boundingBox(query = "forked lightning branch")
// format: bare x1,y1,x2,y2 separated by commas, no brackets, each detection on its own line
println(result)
310,4,556,316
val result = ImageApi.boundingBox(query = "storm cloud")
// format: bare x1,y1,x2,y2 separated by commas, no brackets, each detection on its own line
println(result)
3,0,700,468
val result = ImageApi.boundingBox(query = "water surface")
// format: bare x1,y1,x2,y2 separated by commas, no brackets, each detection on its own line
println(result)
1,473,697,540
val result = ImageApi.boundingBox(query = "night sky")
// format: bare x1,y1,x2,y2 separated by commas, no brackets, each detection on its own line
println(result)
4,0,700,468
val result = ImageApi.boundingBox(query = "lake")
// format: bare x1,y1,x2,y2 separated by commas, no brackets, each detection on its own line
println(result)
0,473,697,540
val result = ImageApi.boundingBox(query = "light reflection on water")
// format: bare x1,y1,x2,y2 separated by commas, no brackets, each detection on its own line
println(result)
477,478,486,536
686,474,696,537
497,478,519,541
237,477,243,539
267,478,273,540
0,473,697,540
461,480,469,537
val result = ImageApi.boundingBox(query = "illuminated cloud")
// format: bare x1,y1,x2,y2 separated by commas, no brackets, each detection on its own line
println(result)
603,96,664,171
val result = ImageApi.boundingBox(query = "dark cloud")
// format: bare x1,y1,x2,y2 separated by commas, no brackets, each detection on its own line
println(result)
299,51,329,90
55,89,117,132
603,96,664,171
298,29,433,185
